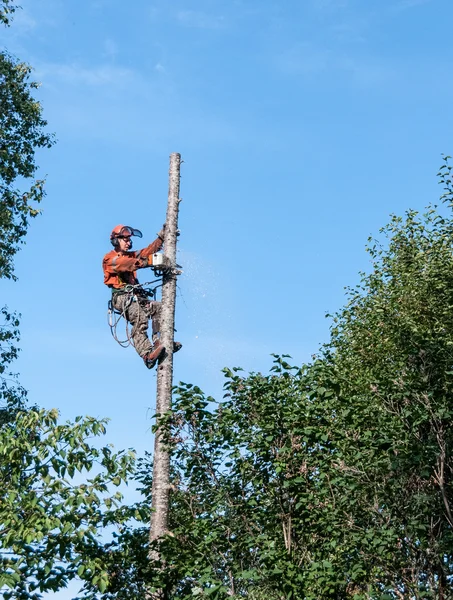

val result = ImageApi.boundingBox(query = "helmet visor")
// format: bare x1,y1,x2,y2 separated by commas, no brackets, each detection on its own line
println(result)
118,226,142,239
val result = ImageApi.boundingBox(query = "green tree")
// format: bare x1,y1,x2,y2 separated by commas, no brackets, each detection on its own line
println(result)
322,157,453,597
0,0,54,412
81,359,388,599
0,0,16,26
0,40,54,282
84,160,453,599
0,6,138,599
0,411,136,599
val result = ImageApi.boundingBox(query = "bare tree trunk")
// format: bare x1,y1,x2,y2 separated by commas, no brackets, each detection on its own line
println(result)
149,153,181,555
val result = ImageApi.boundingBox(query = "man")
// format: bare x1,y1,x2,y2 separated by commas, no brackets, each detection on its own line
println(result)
102,224,181,369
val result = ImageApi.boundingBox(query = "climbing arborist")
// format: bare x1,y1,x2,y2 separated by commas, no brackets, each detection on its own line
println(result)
102,224,181,369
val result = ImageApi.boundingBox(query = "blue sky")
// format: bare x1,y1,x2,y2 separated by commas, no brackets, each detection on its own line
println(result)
2,0,453,508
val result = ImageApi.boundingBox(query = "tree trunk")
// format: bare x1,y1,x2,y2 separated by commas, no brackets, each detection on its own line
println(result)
149,152,181,550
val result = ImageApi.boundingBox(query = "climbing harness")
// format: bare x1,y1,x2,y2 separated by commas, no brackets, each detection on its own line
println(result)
107,279,162,348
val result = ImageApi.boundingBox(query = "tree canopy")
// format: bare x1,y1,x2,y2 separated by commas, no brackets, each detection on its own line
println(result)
0,0,54,409
82,160,453,599
0,50,54,281
0,7,136,599
0,0,16,27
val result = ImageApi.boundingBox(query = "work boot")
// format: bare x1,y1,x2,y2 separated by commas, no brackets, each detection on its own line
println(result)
151,339,182,354
143,342,165,369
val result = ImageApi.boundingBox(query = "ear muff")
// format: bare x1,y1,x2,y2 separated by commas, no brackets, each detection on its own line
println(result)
110,225,141,248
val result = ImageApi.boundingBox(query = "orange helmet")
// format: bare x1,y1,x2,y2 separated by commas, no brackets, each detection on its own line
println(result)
110,225,143,247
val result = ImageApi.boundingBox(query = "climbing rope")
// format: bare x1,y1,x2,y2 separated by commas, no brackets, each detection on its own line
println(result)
107,280,162,348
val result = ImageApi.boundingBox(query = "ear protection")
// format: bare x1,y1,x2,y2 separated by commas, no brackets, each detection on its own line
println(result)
110,226,143,248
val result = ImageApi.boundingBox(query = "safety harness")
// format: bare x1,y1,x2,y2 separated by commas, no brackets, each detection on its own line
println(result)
108,279,162,348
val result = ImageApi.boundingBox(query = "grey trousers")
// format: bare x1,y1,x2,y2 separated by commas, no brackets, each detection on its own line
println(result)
112,292,161,358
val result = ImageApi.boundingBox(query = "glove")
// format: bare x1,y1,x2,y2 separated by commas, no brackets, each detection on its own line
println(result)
157,225,181,240
157,223,166,241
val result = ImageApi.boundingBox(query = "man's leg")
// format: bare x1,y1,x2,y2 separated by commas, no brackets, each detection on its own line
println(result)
147,300,182,353
113,293,153,358
127,300,155,358
147,301,162,345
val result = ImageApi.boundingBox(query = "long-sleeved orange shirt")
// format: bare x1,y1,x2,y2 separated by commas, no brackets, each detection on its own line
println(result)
102,238,163,289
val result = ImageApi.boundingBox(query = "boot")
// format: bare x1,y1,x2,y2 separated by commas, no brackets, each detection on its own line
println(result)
143,341,165,369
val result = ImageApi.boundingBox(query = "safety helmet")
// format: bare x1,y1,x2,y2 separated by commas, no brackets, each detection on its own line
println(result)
110,225,143,247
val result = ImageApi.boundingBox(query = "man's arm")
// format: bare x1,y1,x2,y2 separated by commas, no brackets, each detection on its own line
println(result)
103,237,164,275
136,237,164,261
103,252,148,275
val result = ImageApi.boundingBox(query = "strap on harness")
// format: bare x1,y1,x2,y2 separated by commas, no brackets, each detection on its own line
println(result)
107,280,162,348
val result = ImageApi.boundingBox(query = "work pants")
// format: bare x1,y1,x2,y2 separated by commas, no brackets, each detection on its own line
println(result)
112,292,161,358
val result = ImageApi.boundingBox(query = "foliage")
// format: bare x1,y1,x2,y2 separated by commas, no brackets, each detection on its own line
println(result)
0,305,27,423
80,159,453,599
160,363,400,600
0,408,137,599
0,7,139,600
321,156,453,597
0,51,54,281
0,0,54,407
77,360,394,599
0,0,17,26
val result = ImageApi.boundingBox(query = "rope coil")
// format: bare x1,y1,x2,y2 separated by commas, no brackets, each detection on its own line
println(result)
107,280,162,348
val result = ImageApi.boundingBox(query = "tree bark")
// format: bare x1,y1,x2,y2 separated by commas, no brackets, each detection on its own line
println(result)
149,152,181,549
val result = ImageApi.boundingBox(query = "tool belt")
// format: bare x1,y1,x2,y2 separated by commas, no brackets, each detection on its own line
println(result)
109,281,159,316
109,287,142,315
112,284,147,295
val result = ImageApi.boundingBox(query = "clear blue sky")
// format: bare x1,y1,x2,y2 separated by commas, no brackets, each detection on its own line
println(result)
2,0,453,457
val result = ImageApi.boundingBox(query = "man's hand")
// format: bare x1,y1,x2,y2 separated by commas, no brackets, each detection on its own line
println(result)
157,224,180,240
157,223,166,241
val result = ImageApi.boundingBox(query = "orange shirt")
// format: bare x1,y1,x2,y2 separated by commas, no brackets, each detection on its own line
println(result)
102,238,163,289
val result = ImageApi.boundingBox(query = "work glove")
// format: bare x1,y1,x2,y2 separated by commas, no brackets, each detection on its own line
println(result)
157,224,166,241
157,224,180,240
